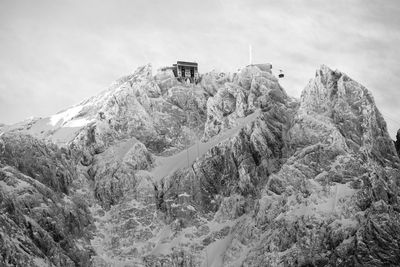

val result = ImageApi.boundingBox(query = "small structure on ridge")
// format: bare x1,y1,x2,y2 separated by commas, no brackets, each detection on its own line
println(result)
169,61,199,84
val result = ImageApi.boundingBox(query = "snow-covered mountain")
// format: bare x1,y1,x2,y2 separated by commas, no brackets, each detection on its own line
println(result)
1,63,400,266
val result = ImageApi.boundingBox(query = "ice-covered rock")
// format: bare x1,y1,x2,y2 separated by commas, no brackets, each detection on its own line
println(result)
200,70,234,96
2,63,400,267
90,138,153,208
0,133,94,267
62,65,210,209
146,65,400,266
202,64,287,140
154,68,180,94
0,133,75,194
69,64,208,157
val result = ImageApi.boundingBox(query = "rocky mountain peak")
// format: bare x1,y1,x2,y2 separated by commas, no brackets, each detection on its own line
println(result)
299,65,397,167
134,63,153,77
1,62,400,266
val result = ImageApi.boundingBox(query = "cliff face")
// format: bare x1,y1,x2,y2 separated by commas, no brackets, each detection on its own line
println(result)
141,65,400,266
0,133,94,267
241,65,400,266
1,63,399,266
68,65,209,208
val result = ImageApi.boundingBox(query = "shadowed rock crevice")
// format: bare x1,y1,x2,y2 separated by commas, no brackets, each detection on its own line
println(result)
394,129,400,158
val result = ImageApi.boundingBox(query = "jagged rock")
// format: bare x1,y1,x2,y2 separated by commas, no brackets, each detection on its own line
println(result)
6,64,208,155
239,66,400,266
202,64,287,140
2,63,400,267
200,70,234,96
69,64,208,157
0,133,75,194
65,66,209,208
91,138,153,208
0,134,93,267
148,65,400,266
154,68,180,94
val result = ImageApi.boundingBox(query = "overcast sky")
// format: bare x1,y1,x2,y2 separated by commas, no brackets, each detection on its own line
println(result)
1,0,400,137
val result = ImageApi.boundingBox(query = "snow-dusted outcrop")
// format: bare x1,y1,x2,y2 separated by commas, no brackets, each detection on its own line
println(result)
1,63,400,267
203,64,288,140
65,65,210,209
0,133,94,266
145,65,400,266
199,70,234,96
68,65,204,156
240,65,400,266
90,138,154,208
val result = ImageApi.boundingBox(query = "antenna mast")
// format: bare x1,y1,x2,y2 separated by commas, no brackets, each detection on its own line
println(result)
249,45,253,65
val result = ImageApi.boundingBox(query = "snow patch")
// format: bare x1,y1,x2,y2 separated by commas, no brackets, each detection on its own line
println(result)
151,110,260,181
49,106,83,126
63,118,93,127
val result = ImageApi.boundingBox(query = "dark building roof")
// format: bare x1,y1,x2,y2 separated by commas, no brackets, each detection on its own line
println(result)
176,61,198,67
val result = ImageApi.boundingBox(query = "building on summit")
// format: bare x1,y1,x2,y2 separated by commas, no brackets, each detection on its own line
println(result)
169,61,199,84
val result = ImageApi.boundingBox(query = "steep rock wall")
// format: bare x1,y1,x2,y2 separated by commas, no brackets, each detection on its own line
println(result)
0,133,94,267
148,65,400,266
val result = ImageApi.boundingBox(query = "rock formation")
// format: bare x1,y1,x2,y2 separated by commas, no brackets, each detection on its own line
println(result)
0,133,94,266
1,63,400,266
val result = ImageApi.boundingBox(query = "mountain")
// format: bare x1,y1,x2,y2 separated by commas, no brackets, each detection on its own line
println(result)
0,133,94,266
1,63,400,266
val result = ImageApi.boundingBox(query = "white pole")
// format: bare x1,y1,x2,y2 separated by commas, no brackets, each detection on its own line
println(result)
249,44,252,65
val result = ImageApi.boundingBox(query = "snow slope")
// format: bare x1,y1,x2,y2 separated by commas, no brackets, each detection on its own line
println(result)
151,110,261,181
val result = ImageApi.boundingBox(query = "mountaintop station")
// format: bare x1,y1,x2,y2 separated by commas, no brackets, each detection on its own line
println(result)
164,61,199,84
